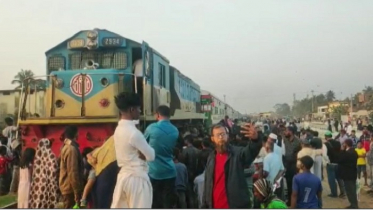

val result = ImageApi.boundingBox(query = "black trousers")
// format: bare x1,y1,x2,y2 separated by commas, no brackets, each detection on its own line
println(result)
176,190,187,208
186,180,198,208
151,177,177,208
344,179,358,208
285,165,297,205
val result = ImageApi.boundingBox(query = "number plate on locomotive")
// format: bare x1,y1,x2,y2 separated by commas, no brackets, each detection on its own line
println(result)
102,37,123,46
68,39,85,49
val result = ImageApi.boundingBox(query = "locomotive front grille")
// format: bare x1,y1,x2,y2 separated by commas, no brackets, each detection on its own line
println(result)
48,56,65,71
69,51,127,70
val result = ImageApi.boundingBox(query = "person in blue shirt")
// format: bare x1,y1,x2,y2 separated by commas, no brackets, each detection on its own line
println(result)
263,141,285,185
291,155,322,209
263,140,285,200
173,148,188,208
144,105,179,208
268,133,283,158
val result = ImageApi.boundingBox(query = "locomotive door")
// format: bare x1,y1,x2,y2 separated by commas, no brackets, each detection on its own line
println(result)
141,41,154,117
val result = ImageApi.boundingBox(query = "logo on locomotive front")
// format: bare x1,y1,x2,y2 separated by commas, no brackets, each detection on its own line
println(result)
70,74,93,97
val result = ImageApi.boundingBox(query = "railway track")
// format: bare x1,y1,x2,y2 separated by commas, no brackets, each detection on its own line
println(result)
2,202,16,209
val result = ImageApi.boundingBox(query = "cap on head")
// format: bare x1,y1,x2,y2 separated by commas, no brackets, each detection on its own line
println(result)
269,133,277,140
324,131,332,137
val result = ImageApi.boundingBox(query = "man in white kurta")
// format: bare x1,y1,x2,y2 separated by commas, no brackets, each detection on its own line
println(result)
111,92,155,208
111,119,155,208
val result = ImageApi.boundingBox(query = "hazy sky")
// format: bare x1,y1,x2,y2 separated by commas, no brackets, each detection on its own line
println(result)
1,0,372,113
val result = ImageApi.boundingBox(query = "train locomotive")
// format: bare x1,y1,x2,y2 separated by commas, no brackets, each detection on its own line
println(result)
17,29,240,155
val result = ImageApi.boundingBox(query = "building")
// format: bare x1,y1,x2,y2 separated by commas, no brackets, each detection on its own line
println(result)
259,112,275,118
0,90,19,122
317,105,328,114
313,105,328,120
328,101,349,113
0,89,45,125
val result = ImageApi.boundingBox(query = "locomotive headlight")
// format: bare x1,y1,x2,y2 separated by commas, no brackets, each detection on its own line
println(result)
87,30,98,40
55,78,64,89
100,77,109,87
99,98,110,108
86,30,98,50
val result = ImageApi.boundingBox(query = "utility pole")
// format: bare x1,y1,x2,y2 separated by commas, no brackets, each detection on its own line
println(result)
223,94,227,115
311,90,314,113
350,94,353,114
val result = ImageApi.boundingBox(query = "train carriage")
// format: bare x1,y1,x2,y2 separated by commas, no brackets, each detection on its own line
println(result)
200,90,242,130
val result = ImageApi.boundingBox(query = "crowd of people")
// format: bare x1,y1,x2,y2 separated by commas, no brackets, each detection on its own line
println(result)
0,92,372,209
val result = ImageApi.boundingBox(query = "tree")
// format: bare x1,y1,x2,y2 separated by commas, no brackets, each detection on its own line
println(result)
330,105,349,120
274,103,291,117
34,79,47,90
11,69,46,90
364,86,373,93
314,94,327,106
11,69,35,89
325,90,336,102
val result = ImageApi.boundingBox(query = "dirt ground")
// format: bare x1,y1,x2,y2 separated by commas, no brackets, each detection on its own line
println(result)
321,176,373,208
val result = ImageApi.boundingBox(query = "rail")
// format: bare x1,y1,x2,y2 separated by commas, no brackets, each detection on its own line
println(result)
16,72,147,137
2,202,17,209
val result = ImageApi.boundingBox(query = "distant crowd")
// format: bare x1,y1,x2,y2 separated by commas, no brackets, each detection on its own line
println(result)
0,99,372,209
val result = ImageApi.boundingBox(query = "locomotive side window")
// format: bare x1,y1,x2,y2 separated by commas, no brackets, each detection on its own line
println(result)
159,64,166,88
48,56,65,72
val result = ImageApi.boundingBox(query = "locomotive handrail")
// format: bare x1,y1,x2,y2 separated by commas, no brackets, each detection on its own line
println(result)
16,75,52,140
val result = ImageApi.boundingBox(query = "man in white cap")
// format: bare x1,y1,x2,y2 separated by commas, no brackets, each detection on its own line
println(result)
268,133,283,158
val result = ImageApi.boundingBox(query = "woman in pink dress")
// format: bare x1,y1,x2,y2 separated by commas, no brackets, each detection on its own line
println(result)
17,148,36,208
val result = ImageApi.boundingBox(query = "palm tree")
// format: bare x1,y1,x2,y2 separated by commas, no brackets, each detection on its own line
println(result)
325,90,336,102
11,69,35,89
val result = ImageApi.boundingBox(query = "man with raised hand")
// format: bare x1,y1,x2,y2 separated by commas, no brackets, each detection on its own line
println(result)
201,123,262,208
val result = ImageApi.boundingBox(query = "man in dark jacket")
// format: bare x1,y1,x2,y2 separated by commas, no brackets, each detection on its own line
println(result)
338,139,358,209
201,123,262,208
219,115,232,134
182,135,201,208
324,131,345,198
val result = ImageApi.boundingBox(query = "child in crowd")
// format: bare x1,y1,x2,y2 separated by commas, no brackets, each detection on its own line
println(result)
81,147,96,208
368,137,373,189
355,141,368,186
253,178,287,209
173,148,188,208
17,148,36,208
0,146,12,195
291,155,322,209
